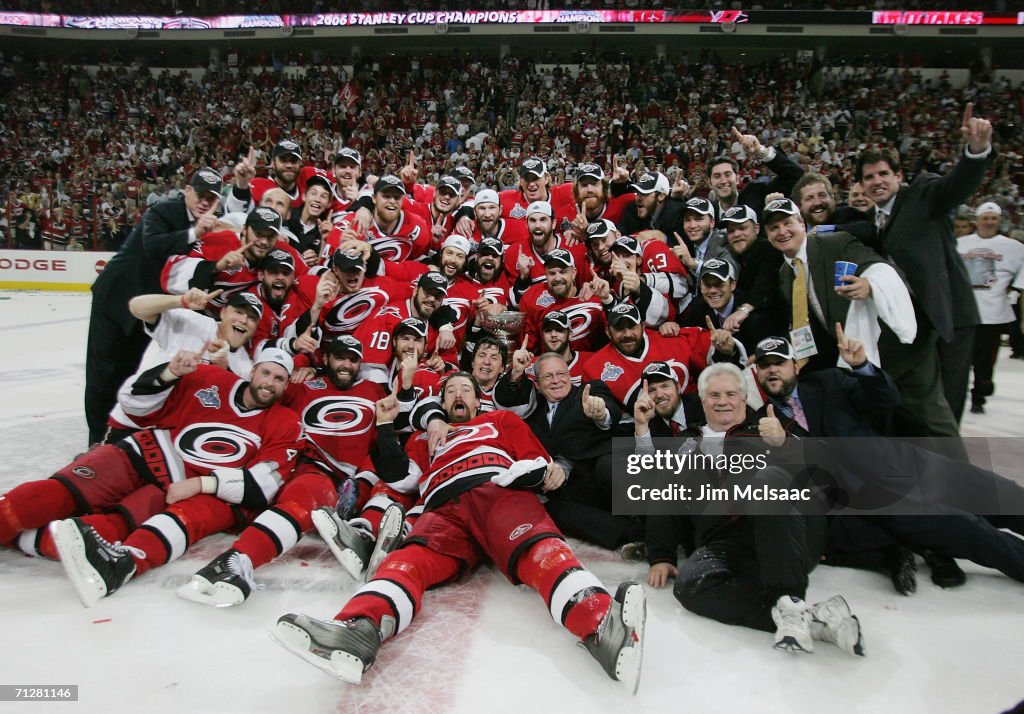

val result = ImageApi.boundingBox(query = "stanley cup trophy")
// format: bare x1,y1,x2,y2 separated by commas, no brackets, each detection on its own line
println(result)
480,311,526,350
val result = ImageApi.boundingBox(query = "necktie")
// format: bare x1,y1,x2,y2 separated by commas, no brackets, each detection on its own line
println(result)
791,258,810,368
548,401,558,425
784,396,809,432
670,420,682,436
875,209,888,233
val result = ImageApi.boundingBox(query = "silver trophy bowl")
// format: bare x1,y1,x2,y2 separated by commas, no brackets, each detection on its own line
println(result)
480,311,526,349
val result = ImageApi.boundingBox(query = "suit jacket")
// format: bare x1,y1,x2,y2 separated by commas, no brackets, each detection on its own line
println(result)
713,149,805,232
92,197,196,334
874,151,992,340
616,196,686,239
777,231,888,338
493,377,621,463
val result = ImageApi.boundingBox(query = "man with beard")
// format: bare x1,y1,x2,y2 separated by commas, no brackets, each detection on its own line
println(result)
328,147,365,215
405,175,464,252
670,197,733,282
178,336,390,607
752,335,1024,590
554,161,634,241
245,249,320,350
468,235,514,306
469,189,528,249
162,208,307,309
505,201,591,305
706,128,804,224
274,372,647,692
639,362,864,658
498,156,569,221
519,249,608,354
85,167,224,446
227,140,306,212
583,302,743,419
1,349,302,607
792,174,874,245
327,175,431,263
312,247,410,340
604,235,674,327
615,171,686,239
716,205,786,345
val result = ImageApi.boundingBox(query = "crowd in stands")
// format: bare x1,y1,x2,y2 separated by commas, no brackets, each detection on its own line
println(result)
0,0,1011,17
1,48,1021,250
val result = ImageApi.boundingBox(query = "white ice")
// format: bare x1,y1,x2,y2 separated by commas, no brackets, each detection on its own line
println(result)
1,291,1023,714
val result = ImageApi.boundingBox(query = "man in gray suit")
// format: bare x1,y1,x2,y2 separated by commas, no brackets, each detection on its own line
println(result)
854,104,994,427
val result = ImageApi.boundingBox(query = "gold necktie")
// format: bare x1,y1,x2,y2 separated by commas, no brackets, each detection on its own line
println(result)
792,257,810,367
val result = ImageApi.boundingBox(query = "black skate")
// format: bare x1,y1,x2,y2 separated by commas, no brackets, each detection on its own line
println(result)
364,503,405,582
311,507,373,580
177,549,261,607
583,581,647,694
273,614,382,684
51,517,143,608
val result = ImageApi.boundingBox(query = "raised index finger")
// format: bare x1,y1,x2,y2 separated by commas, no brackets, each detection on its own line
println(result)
731,126,743,141
248,146,255,164
835,321,846,343
204,197,220,216
962,102,974,128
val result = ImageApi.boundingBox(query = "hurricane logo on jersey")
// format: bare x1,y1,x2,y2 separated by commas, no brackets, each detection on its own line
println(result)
325,288,388,333
367,236,413,262
560,303,601,344
600,362,625,382
195,386,221,409
175,423,261,468
302,396,376,437
431,423,501,461
444,297,472,330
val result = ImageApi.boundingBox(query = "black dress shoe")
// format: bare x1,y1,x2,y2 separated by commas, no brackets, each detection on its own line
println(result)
970,403,985,415
884,546,917,596
921,550,966,588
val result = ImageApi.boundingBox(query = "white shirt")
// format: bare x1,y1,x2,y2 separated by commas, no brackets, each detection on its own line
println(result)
957,233,1024,324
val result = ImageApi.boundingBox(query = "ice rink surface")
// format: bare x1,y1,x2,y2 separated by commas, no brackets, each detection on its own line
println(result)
1,291,1022,714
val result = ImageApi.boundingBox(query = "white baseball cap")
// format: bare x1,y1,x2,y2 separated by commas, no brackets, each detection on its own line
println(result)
474,189,500,206
526,201,553,218
975,201,1002,217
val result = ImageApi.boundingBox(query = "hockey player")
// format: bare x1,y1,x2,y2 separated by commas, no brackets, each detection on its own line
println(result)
0,349,302,607
226,141,306,212
178,336,390,607
327,175,431,263
273,372,647,692
518,249,607,353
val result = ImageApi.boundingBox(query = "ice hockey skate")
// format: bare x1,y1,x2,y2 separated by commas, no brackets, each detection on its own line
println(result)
583,581,647,694
810,595,865,657
364,502,405,582
177,549,261,607
51,517,143,608
273,614,382,684
772,595,814,653
311,506,374,579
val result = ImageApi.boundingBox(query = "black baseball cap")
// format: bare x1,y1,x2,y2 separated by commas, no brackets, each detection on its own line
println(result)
519,157,547,180
641,361,676,383
330,248,366,272
437,176,462,195
478,236,504,256
541,310,571,331
611,235,642,256
189,167,223,196
417,271,449,296
577,163,604,181
327,334,363,359
755,336,796,362
374,175,407,196
632,172,670,195
394,317,428,338
245,207,283,236
607,302,642,327
272,140,302,161
543,248,574,268
762,198,801,224
335,147,362,166
451,166,475,183
721,204,758,225
684,197,715,218
585,219,616,241
699,258,736,283
227,291,264,320
262,248,295,272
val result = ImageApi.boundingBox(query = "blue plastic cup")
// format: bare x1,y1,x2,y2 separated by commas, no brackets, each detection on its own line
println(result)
835,261,858,287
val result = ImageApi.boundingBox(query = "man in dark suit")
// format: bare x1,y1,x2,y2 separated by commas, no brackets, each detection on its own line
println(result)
85,168,224,446
752,335,1024,587
493,351,637,550
680,258,760,354
854,104,995,426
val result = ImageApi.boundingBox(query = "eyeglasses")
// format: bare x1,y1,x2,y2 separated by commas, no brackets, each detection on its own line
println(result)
538,371,570,383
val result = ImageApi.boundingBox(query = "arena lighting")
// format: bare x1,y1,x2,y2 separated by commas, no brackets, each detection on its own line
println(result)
0,8,1021,29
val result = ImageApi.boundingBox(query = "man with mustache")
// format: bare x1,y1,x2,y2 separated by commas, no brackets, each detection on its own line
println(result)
226,140,305,212
519,249,608,353
504,201,592,304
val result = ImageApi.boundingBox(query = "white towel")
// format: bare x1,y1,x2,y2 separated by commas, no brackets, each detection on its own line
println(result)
840,263,917,368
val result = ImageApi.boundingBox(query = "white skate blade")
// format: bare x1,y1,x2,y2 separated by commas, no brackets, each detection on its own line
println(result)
176,576,245,608
50,520,104,608
311,509,366,580
616,583,647,695
364,505,404,582
271,621,365,684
